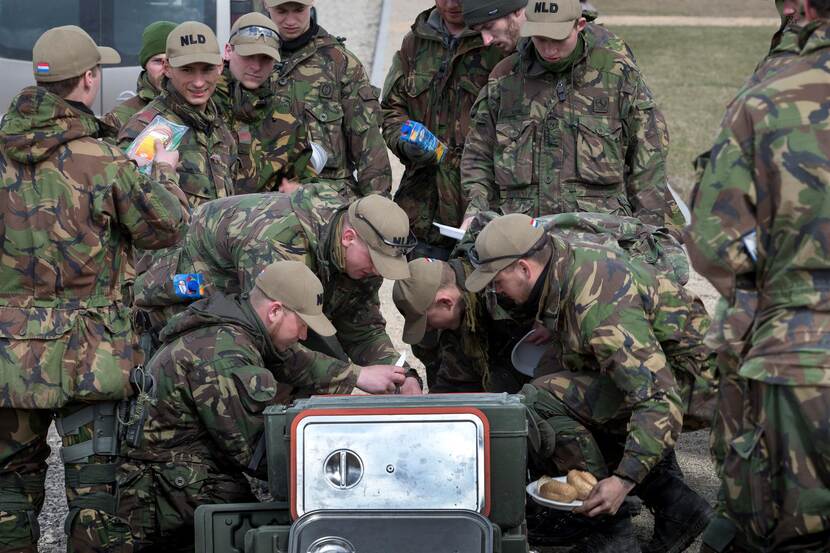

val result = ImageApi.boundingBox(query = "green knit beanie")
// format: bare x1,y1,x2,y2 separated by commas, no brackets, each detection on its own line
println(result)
463,0,528,27
139,21,177,68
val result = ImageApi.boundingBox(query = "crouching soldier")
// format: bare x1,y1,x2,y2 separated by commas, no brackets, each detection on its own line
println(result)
118,261,350,551
135,184,422,395
397,213,715,552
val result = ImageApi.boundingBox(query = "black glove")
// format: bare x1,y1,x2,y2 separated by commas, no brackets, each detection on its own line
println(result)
399,140,437,166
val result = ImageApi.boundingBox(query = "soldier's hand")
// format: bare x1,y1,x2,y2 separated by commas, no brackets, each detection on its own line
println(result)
356,365,407,394
399,141,437,166
279,178,301,194
525,323,552,345
574,475,635,518
153,139,180,169
399,376,423,395
460,216,475,232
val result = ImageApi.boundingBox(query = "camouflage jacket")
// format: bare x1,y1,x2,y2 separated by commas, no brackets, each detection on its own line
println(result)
123,293,335,474
430,212,693,395
275,24,392,198
531,236,709,483
686,22,830,387
102,71,159,131
0,87,189,409
461,27,682,235
381,8,505,245
118,81,237,210
134,184,400,382
214,66,314,194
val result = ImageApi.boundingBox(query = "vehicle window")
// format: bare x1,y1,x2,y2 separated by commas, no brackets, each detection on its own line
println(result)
0,0,97,61
102,1,217,66
0,0,217,66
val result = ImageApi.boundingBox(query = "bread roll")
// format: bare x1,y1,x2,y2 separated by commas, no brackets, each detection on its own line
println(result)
539,478,578,503
567,470,597,500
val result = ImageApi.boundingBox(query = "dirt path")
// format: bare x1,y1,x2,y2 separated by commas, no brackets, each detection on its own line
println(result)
600,15,779,27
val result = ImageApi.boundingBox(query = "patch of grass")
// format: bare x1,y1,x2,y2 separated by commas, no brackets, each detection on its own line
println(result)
609,25,775,199
593,0,778,18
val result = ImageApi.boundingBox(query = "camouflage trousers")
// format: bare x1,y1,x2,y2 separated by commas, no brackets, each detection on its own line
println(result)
117,460,256,552
0,405,132,553
701,380,830,553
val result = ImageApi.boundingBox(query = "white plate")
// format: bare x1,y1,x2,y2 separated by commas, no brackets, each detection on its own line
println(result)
432,222,465,241
511,330,547,376
526,476,583,511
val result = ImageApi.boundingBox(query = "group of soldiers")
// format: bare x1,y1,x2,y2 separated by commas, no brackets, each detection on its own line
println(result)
0,0,828,552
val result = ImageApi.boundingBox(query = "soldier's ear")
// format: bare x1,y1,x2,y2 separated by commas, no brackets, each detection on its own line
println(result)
341,227,357,248
576,18,588,32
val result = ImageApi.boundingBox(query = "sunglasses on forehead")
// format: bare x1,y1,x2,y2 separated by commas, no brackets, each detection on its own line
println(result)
352,199,418,256
230,25,279,41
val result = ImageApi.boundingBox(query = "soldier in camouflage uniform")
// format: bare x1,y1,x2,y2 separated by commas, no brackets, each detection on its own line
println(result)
135,184,422,395
119,21,236,212
118,262,347,551
381,1,505,259
461,0,683,236
215,12,315,194
687,2,830,551
464,214,713,552
395,212,695,396
266,0,392,198
103,21,176,131
0,26,188,553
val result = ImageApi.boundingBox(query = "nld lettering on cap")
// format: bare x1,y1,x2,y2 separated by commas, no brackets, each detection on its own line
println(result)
180,34,207,46
535,2,559,13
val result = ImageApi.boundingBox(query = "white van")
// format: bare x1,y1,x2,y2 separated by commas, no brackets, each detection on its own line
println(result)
0,0,260,115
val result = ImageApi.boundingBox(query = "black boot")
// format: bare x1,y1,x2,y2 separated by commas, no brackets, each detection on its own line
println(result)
569,504,642,553
636,451,714,553
526,505,595,546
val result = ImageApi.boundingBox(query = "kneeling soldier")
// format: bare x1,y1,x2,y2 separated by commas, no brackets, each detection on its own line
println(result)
118,261,343,551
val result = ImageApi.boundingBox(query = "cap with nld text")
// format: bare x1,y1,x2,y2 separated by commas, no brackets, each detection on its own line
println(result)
33,26,120,82
166,21,221,68
393,258,446,344
347,195,414,281
521,0,582,41
254,261,336,337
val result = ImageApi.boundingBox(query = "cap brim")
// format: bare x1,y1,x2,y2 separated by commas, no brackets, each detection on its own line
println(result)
266,0,313,5
401,312,427,345
98,46,121,65
465,267,499,293
233,42,280,61
520,20,575,40
297,311,336,337
368,248,411,280
169,53,222,67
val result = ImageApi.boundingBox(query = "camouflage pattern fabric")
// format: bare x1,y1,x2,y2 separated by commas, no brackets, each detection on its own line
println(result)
134,183,399,374
118,80,237,212
214,66,314,194
381,8,505,247
461,25,683,235
525,236,712,484
118,293,336,549
687,21,830,552
0,86,188,552
275,24,392,198
102,71,160,131
424,212,692,397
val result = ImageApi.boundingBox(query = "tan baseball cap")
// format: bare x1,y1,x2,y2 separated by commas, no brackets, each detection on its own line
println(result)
254,260,336,337
265,0,314,6
347,195,414,281
465,214,546,293
393,259,446,344
166,21,221,68
521,0,582,40
32,26,120,82
230,12,281,60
